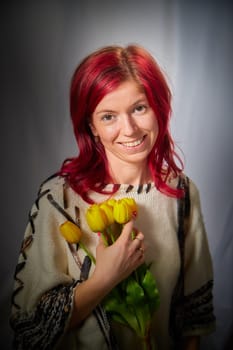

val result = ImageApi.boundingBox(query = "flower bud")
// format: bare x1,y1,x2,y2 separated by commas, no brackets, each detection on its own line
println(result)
59,221,82,244
107,198,116,207
122,198,138,218
113,199,131,224
86,204,108,232
100,203,114,225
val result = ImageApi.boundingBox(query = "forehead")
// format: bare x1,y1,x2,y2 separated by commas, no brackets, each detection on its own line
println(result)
94,80,146,112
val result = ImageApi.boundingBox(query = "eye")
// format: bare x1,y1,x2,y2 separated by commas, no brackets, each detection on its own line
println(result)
133,104,147,115
101,114,116,122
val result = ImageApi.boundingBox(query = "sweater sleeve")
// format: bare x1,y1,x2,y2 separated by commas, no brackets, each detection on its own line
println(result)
10,176,80,349
182,179,216,337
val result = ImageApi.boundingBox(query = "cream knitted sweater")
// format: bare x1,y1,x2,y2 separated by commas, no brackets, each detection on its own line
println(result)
10,175,215,349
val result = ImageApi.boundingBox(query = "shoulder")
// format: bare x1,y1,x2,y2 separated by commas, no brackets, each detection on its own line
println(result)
34,174,68,210
168,173,201,202
178,174,203,215
36,174,84,211
184,175,201,206
38,173,66,195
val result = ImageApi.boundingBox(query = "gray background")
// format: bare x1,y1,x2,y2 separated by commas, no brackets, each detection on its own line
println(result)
1,0,232,349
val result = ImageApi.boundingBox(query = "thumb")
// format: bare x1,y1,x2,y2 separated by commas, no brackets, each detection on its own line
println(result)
118,219,134,242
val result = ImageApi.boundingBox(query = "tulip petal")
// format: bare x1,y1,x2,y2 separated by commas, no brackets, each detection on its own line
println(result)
59,221,82,244
86,204,108,232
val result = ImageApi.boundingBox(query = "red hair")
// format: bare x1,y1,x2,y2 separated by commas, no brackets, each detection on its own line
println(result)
59,45,184,203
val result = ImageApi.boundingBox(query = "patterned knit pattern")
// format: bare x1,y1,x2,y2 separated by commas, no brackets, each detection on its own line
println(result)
11,282,78,349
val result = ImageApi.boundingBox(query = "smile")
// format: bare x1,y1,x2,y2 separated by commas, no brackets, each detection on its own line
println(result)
120,136,146,148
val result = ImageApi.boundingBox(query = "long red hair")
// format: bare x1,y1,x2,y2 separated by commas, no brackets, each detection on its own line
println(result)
59,45,183,203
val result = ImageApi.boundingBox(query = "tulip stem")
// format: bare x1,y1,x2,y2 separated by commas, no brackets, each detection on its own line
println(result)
101,233,109,247
79,242,96,264
107,227,115,243
131,229,137,240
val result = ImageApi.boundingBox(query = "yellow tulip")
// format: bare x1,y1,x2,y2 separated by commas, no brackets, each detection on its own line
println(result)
113,199,132,224
107,198,116,207
59,221,82,244
122,198,138,218
86,204,108,232
100,203,115,225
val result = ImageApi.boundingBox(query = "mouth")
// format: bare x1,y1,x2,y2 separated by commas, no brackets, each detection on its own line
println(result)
119,135,146,148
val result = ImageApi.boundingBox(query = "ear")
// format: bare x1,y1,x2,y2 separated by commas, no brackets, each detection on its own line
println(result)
89,123,98,137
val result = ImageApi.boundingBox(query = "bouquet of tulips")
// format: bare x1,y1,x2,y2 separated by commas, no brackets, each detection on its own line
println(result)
60,197,160,350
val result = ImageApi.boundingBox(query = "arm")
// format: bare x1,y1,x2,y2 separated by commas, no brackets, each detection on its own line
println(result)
10,179,76,349
11,177,145,347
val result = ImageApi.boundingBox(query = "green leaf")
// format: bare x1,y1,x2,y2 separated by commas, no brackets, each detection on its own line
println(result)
133,303,151,337
103,259,160,339
105,303,141,334
126,277,145,305
111,313,129,327
104,296,120,313
113,309,140,333
135,263,147,284
142,270,160,311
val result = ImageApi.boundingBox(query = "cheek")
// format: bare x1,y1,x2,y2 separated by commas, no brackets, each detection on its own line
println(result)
153,123,159,139
146,116,159,136
98,126,119,143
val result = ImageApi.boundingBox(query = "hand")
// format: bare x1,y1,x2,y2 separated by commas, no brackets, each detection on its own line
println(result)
91,220,145,290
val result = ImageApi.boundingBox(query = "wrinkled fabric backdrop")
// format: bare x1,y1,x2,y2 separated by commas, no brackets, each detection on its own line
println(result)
1,0,232,349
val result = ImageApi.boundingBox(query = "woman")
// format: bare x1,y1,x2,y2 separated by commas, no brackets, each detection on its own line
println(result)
10,45,215,349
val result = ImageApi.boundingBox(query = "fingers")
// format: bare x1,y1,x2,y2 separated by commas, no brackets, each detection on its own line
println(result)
127,238,145,272
131,231,145,250
117,220,145,253
119,220,134,241
94,223,146,287
134,232,144,242
133,244,146,269
97,221,146,264
118,220,143,242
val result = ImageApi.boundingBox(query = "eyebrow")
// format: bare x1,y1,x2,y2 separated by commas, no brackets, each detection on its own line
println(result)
95,109,116,115
95,98,147,115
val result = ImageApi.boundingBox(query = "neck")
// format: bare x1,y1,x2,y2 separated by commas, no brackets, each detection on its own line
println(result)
109,162,152,185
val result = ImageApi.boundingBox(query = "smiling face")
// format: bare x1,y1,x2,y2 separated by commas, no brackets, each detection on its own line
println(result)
90,80,159,178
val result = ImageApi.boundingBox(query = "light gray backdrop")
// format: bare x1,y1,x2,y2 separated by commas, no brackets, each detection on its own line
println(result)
1,0,232,349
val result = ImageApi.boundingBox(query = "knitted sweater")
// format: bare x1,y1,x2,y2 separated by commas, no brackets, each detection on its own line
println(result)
10,175,215,349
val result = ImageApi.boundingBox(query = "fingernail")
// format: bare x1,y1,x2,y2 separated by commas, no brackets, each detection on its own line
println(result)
97,232,101,237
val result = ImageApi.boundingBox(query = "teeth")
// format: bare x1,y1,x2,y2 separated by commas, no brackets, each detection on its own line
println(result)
122,137,144,147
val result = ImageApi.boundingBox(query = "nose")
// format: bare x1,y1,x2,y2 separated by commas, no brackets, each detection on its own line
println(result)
121,114,138,136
